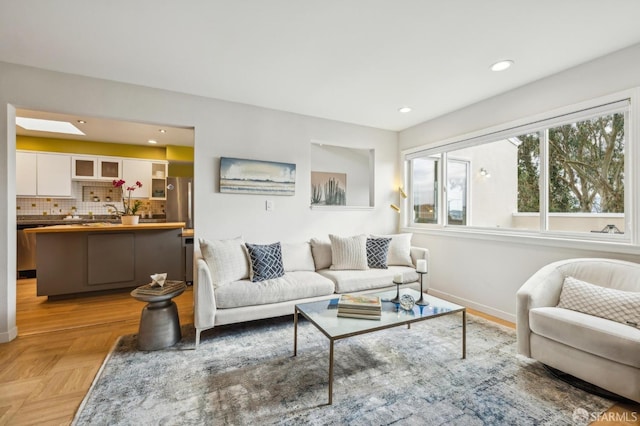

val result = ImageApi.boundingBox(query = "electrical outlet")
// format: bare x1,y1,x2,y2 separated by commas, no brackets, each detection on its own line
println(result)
265,200,274,211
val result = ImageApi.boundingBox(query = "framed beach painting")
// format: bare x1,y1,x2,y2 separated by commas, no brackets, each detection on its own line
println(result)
220,157,296,195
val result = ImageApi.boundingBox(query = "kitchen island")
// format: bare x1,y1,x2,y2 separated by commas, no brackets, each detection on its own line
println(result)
26,222,186,297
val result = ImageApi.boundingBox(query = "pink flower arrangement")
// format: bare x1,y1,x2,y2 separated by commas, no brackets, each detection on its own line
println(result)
112,179,143,215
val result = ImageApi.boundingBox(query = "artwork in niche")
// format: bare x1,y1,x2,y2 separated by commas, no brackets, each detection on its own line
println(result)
220,157,296,196
311,171,347,206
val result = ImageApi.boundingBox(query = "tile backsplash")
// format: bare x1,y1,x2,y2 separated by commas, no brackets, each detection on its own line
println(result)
17,181,165,217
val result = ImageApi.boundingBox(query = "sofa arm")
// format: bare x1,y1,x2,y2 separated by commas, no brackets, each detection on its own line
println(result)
194,256,217,346
410,246,429,268
516,262,566,357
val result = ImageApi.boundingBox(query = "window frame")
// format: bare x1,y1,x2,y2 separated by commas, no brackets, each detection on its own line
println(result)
400,89,640,252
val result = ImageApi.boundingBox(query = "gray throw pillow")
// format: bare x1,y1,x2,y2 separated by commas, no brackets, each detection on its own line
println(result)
245,242,285,282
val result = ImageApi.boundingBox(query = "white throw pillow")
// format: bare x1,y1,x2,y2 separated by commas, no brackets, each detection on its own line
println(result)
281,242,316,272
329,234,369,270
372,233,413,267
558,276,640,328
310,237,332,270
199,237,250,288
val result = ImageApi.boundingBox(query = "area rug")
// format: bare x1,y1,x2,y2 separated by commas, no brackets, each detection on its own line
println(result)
73,313,613,425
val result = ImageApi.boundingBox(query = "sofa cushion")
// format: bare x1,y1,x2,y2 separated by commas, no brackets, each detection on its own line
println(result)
329,234,368,270
558,276,640,328
215,271,335,309
372,233,413,266
281,242,316,272
529,307,640,368
318,265,419,293
199,237,249,288
245,242,285,282
310,237,332,270
366,237,391,269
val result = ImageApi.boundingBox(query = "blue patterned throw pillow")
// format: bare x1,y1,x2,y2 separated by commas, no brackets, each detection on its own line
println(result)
366,237,391,269
245,242,285,282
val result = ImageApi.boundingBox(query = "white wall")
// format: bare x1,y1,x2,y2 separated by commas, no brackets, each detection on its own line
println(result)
399,43,640,322
0,61,400,342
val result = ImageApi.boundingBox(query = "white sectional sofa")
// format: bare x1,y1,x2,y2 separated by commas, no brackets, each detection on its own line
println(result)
194,234,428,346
516,258,640,403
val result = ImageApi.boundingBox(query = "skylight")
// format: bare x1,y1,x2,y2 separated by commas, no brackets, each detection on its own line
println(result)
16,117,85,135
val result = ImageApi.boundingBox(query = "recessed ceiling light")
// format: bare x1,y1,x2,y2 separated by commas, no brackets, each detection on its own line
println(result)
490,60,514,72
16,117,85,135
398,106,412,113
159,129,167,133
77,119,86,124
148,139,158,144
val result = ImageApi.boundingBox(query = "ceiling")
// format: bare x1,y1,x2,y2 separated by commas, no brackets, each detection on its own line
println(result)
16,108,195,147
3,1,640,134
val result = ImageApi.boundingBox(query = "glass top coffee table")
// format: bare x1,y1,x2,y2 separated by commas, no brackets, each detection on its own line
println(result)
293,288,466,405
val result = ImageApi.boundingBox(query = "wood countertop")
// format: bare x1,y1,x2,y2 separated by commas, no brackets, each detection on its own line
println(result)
25,222,186,234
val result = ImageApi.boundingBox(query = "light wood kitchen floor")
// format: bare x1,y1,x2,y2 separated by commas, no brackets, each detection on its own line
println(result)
1,279,637,425
1,279,193,426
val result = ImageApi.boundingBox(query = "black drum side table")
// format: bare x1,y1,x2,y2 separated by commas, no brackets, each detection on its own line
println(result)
131,280,186,351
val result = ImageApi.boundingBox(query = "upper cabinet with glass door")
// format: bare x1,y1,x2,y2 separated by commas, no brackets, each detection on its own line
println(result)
72,155,122,181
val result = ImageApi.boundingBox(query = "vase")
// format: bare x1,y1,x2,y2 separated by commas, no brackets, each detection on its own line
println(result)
120,215,140,225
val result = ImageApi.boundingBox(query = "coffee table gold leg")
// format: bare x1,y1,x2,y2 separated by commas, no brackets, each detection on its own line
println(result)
328,340,334,405
294,309,298,356
462,310,466,359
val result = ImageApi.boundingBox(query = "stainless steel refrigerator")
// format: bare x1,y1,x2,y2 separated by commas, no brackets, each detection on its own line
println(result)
166,176,194,284
166,177,193,229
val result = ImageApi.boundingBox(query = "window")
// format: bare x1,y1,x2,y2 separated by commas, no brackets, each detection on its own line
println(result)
405,98,630,241
411,155,439,224
446,159,469,225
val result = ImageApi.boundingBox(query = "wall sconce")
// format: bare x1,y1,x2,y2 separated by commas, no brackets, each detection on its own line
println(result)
390,186,407,213
479,168,491,178
399,186,407,199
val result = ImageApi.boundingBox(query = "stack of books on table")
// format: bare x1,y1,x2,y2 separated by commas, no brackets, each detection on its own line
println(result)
337,294,382,320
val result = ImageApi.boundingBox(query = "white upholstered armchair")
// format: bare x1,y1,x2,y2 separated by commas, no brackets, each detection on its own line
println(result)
516,258,640,403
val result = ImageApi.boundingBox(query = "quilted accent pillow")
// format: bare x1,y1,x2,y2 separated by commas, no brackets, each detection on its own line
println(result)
199,237,249,288
366,237,391,269
329,234,368,270
245,242,285,282
558,276,640,328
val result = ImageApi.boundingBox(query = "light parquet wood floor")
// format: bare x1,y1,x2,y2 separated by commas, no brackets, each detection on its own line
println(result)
1,279,638,425
1,279,193,426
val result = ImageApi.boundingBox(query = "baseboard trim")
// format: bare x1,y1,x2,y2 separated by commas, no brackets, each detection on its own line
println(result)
0,325,18,343
428,289,516,324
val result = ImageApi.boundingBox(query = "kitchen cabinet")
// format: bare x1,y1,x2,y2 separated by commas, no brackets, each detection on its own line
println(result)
72,155,121,180
151,162,168,199
122,159,152,198
16,151,37,196
17,151,72,197
121,159,168,199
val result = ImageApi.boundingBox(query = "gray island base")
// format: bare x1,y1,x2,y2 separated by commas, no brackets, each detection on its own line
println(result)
26,222,186,297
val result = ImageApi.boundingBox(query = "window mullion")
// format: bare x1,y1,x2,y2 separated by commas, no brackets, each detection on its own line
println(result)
441,152,448,226
540,130,549,232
